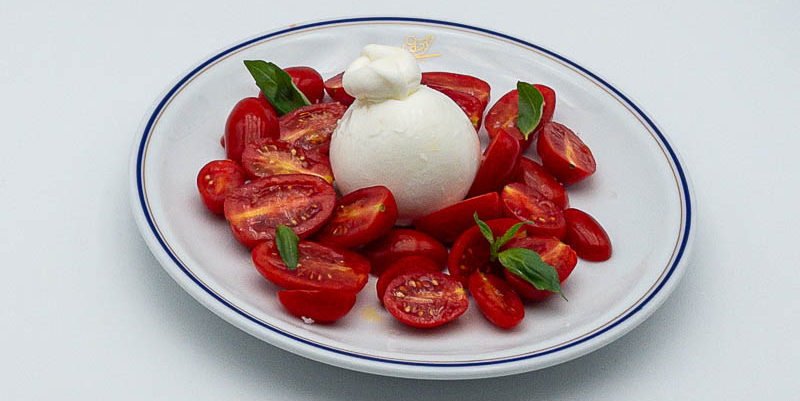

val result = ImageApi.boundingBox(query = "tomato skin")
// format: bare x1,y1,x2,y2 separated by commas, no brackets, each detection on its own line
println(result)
514,157,568,210
383,270,469,328
563,208,612,261
224,174,336,248
466,130,522,198
285,67,324,104
278,102,347,154
323,72,355,106
501,183,567,239
468,272,524,329
427,85,483,130
361,229,448,277
502,236,577,301
314,186,399,248
278,290,356,323
413,193,503,243
447,218,526,285
252,240,369,292
224,97,280,163
241,139,333,183
537,122,596,185
484,84,555,149
421,72,491,111
376,256,440,305
196,160,247,214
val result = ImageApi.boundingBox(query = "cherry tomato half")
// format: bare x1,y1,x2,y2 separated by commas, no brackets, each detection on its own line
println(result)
428,85,483,130
383,270,469,328
502,236,577,301
563,208,612,261
314,186,399,248
376,256,440,305
278,102,347,154
224,174,335,248
447,218,526,285
285,67,325,104
501,183,566,239
323,72,355,106
413,193,503,243
224,97,280,163
484,84,555,149
514,157,569,210
468,272,524,329
537,122,596,185
196,160,246,214
278,290,356,323
253,240,369,292
361,229,448,277
421,72,491,111
465,130,522,198
241,139,333,183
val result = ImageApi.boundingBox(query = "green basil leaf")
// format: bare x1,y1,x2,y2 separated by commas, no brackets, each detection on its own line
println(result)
494,221,535,251
243,60,310,115
473,212,495,246
516,81,544,140
498,247,566,300
275,225,300,270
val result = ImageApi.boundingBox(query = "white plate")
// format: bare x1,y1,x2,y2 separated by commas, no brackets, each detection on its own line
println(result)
129,17,695,380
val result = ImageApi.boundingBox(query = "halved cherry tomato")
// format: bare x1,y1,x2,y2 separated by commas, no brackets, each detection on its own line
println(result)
413,193,503,243
314,186,398,248
537,122,596,185
466,130,522,198
252,240,369,292
421,72,491,111
196,160,246,214
224,174,335,248
428,86,483,130
224,97,280,163
361,229,448,277
285,67,325,104
501,236,577,301
376,256,440,305
514,157,569,210
383,270,469,328
278,102,347,154
241,139,333,183
323,72,355,106
563,208,612,261
447,218,526,285
468,272,524,329
501,183,566,238
484,84,555,149
278,290,356,323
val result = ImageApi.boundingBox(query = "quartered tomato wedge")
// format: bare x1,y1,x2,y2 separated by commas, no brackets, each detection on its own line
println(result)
413,193,503,243
484,84,556,149
376,256,440,305
563,208,612,261
241,139,333,183
514,157,569,210
278,102,347,154
447,218,526,285
466,130,521,198
537,122,596,185
196,160,247,214
224,97,280,163
223,174,335,248
361,229,448,277
383,270,469,328
468,272,524,329
314,186,399,248
278,290,356,323
501,183,566,239
501,236,577,301
252,240,369,292
421,72,491,111
323,72,355,106
428,86,483,130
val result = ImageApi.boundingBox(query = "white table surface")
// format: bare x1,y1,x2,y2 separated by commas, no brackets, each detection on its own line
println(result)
2,0,798,399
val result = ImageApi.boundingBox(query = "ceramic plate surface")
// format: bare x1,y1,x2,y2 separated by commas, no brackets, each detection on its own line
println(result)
129,17,694,379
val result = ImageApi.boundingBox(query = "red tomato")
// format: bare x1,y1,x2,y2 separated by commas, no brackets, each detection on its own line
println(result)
413,193,503,243
278,102,347,154
468,272,524,329
563,208,612,261
323,72,355,106
376,256,440,305
314,186,399,248
278,290,356,323
537,122,596,185
224,97,280,163
447,218,526,285
428,85,483,130
383,270,469,328
501,183,566,239
196,160,246,214
514,157,569,210
224,174,335,248
285,67,324,104
502,236,577,301
241,139,333,183
253,240,369,292
421,72,491,111
466,130,522,198
484,84,556,149
361,229,448,277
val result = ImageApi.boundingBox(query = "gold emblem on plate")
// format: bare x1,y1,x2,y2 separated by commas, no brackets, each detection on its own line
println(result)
402,35,440,61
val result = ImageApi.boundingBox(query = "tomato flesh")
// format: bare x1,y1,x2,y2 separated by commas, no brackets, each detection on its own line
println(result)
323,72,355,106
466,130,522,198
383,271,469,328
278,102,347,154
278,290,356,323
224,174,335,248
428,85,483,130
361,229,448,277
514,157,569,210
484,84,555,149
376,256,440,305
501,183,566,239
314,186,399,248
241,139,333,183
196,160,246,214
468,272,524,329
502,236,577,301
421,72,491,111
413,193,503,243
447,218,526,285
537,122,596,185
224,97,280,163
563,208,612,261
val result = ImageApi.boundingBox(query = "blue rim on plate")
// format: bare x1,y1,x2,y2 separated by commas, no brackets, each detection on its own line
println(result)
134,17,692,369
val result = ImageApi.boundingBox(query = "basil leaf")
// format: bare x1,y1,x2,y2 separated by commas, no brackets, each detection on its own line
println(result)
473,213,495,246
275,225,300,270
498,247,566,300
493,221,534,251
516,81,544,140
243,60,310,115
